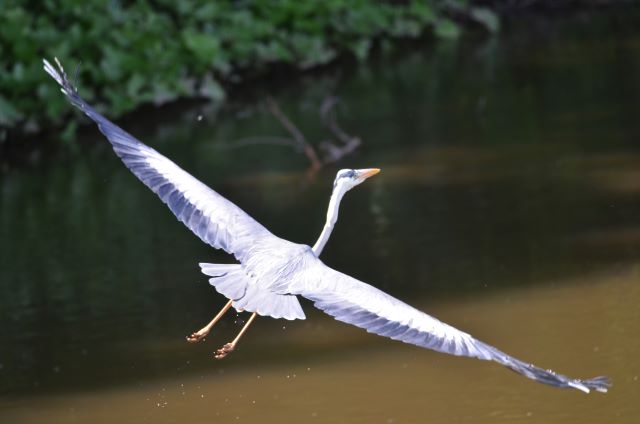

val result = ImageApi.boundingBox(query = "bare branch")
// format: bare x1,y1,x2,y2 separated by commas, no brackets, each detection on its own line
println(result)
235,96,362,173
318,96,361,165
320,96,361,147
266,97,322,171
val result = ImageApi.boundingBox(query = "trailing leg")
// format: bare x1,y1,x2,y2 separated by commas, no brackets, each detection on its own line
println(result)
186,300,233,343
214,312,258,359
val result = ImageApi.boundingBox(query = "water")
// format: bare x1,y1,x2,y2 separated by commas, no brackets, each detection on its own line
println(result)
1,9,640,424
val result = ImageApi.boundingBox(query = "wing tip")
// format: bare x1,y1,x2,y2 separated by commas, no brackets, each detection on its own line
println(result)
43,56,85,111
43,57,69,92
581,375,612,394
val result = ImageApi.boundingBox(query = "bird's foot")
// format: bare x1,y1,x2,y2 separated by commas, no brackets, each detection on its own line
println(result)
186,328,210,343
214,342,235,359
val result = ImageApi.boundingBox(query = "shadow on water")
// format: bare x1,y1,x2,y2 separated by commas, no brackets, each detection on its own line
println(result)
1,8,640,424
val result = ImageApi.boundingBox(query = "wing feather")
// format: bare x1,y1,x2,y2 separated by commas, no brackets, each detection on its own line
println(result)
295,261,610,393
44,58,272,261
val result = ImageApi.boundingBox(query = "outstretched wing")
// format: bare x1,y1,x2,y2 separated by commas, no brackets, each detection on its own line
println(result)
44,58,274,262
292,260,610,393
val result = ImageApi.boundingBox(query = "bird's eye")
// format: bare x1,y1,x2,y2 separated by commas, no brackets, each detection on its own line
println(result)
337,170,354,179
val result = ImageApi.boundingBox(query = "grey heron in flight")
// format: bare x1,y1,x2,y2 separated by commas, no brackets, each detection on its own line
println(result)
44,57,610,393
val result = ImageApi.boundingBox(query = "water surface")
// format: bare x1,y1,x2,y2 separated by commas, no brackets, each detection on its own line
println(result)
1,9,640,424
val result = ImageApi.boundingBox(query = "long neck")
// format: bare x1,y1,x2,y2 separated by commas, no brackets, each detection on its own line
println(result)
312,187,346,256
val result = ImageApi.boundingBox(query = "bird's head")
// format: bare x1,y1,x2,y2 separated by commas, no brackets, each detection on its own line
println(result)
332,168,380,194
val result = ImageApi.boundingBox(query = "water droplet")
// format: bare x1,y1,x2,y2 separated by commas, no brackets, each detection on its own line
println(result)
197,115,203,121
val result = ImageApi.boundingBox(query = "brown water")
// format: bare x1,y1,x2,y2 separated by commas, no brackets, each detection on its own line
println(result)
2,9,640,424
1,269,638,423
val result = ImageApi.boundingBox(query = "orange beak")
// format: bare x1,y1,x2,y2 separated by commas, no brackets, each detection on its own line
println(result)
357,168,381,180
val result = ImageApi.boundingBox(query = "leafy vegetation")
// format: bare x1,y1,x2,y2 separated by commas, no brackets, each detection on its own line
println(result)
0,1,498,140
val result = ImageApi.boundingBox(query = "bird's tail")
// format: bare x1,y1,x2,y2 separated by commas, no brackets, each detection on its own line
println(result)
479,340,611,393
200,263,248,300
199,262,306,320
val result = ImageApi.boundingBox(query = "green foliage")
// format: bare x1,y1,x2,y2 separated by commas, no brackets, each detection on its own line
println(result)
470,7,501,33
0,0,498,138
434,19,462,39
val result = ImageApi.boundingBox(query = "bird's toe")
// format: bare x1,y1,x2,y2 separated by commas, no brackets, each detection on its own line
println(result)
186,331,208,343
214,343,235,359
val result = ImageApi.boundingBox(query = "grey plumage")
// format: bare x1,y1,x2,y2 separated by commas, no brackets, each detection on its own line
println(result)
44,58,271,262
201,263,305,320
44,57,611,394
289,262,609,393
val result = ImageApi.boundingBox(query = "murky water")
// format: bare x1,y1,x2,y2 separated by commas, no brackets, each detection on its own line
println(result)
2,9,640,424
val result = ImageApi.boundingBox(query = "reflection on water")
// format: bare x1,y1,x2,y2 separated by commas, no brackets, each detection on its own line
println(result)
2,8,640,424
1,270,638,423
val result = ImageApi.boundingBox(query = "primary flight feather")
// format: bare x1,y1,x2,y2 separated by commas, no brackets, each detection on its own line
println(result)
44,57,610,393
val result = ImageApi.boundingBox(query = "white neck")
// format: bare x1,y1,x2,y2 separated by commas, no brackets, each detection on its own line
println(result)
312,186,347,256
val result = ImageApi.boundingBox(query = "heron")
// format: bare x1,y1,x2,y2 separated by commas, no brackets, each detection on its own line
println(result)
44,57,610,393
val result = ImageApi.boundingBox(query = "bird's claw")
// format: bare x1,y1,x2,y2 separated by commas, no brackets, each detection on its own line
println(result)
186,329,209,343
214,342,235,359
